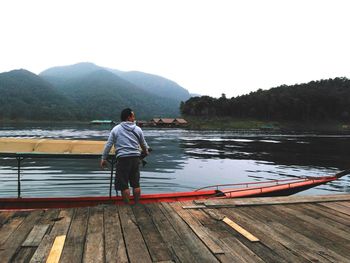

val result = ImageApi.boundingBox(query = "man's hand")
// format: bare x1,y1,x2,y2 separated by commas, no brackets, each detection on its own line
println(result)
100,159,108,169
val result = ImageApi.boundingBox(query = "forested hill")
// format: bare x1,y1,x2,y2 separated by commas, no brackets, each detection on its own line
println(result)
107,69,190,102
0,70,78,120
181,77,350,121
0,63,189,121
39,62,187,119
40,65,180,120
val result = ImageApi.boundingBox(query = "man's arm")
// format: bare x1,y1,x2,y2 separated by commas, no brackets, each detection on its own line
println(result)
138,129,149,155
100,130,116,169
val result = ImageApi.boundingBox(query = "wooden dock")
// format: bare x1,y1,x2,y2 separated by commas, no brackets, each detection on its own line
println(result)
0,194,350,262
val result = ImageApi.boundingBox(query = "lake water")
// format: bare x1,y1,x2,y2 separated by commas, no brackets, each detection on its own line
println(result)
0,123,349,197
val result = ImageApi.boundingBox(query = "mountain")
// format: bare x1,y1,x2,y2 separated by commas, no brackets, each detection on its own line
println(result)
40,63,181,119
106,69,191,102
0,69,77,120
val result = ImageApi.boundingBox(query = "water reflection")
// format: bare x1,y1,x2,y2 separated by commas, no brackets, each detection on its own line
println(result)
0,125,349,197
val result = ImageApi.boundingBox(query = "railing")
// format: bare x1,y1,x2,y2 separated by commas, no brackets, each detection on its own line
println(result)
0,152,116,198
195,177,310,192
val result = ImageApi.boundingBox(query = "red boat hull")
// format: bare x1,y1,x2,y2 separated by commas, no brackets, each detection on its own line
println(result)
0,174,343,210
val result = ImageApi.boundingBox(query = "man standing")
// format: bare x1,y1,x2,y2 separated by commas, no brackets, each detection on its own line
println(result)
100,108,149,204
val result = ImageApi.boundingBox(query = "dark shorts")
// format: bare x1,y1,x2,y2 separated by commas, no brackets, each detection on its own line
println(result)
115,156,140,191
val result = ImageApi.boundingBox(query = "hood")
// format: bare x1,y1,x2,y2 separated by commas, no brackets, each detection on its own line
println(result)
120,121,136,131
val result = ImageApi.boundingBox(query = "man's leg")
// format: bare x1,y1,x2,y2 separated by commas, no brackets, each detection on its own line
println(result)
116,158,132,204
122,188,131,204
133,187,141,204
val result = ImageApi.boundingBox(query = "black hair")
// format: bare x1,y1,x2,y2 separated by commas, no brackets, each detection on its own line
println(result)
120,108,133,121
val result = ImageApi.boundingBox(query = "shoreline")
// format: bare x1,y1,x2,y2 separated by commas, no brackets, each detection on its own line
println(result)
1,118,350,134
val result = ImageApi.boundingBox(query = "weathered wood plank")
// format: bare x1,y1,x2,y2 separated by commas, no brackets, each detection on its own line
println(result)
170,202,224,254
220,207,306,263
146,203,198,262
237,206,343,262
22,224,49,247
0,211,15,226
119,205,152,263
265,205,350,259
132,204,173,262
0,210,42,263
247,205,350,262
311,203,350,226
222,217,259,242
320,202,350,216
201,194,350,207
46,235,66,263
220,236,265,263
214,207,287,263
0,214,26,247
274,204,350,241
29,209,73,263
160,202,219,263
181,202,265,263
10,247,34,263
59,207,89,263
292,203,350,231
12,209,60,263
103,205,128,263
83,206,104,263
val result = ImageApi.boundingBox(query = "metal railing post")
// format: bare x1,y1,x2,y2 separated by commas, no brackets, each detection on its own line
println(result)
108,157,116,198
16,157,24,198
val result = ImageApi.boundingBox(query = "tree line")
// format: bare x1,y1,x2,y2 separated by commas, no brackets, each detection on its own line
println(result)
180,77,350,121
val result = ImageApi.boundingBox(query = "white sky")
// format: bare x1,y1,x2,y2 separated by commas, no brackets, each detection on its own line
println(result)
1,0,350,98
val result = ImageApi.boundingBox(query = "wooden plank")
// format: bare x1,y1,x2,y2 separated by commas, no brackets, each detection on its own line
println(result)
202,194,350,207
105,206,128,263
119,205,152,263
248,205,350,262
12,209,60,263
265,205,350,256
103,205,128,263
160,203,219,263
320,202,350,216
46,235,66,263
0,214,26,247
220,236,265,263
183,204,267,263
291,203,350,233
234,206,346,262
146,203,197,263
310,203,350,226
83,206,104,263
220,207,307,263
11,247,34,263
59,207,89,263
182,205,206,209
170,202,224,254
337,201,350,207
0,211,15,226
22,224,50,247
274,204,350,242
29,209,73,263
172,203,224,255
0,210,42,263
222,217,259,242
132,204,173,262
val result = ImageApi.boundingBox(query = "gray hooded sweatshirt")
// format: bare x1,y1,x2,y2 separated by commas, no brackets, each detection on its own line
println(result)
101,122,148,159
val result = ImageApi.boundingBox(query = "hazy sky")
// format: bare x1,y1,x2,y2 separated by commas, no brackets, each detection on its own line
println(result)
1,0,350,98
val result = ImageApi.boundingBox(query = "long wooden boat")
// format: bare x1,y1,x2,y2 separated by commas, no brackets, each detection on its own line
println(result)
0,138,349,209
1,170,349,209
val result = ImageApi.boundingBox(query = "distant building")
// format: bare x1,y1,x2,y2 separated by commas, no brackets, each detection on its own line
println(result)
90,120,116,125
174,118,188,125
150,118,188,127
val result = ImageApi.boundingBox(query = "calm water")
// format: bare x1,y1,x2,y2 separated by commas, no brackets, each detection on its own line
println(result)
0,123,349,197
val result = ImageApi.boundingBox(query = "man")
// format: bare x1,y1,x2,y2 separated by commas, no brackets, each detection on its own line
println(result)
100,108,149,204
